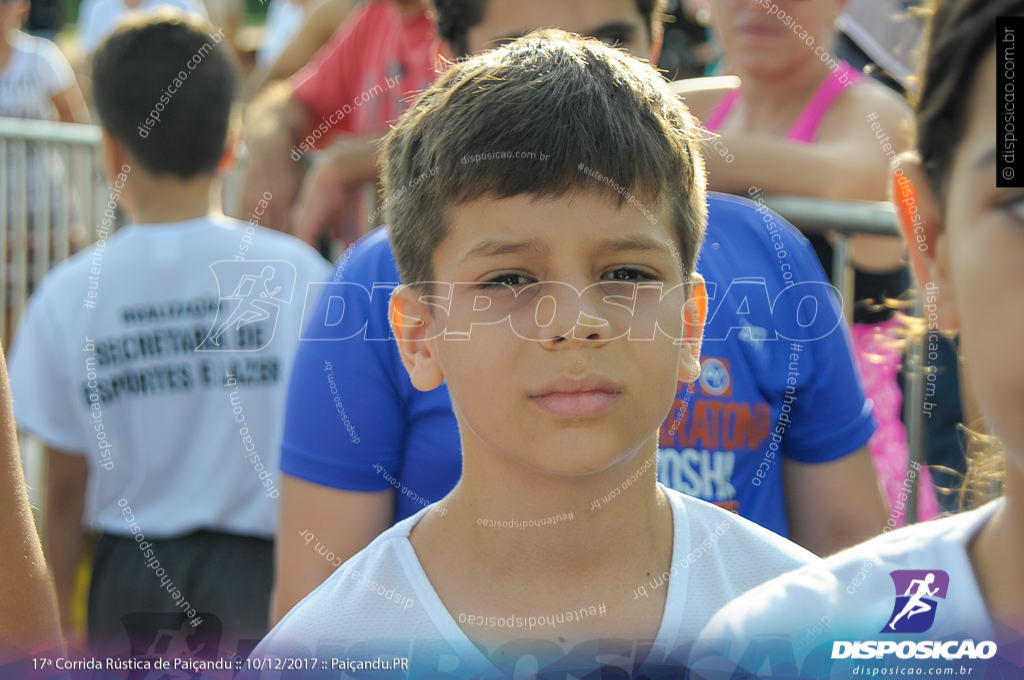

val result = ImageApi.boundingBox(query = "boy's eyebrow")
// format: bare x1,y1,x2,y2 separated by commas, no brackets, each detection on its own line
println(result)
462,239,546,261
595,234,672,255
462,234,671,262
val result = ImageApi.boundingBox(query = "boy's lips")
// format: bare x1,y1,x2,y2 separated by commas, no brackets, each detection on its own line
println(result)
529,375,624,419
738,23,785,38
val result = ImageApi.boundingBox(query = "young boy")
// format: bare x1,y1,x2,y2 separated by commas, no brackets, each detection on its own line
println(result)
255,31,814,677
8,14,330,655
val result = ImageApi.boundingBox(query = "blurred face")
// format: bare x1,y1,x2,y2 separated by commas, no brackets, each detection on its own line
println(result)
937,46,1024,472
466,0,655,61
394,192,703,477
707,0,843,77
0,0,28,32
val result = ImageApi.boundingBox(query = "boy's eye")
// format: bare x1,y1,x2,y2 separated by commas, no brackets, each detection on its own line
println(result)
601,267,655,282
480,273,532,288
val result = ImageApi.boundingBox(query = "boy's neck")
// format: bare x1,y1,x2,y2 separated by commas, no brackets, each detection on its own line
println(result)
412,437,671,585
125,173,219,225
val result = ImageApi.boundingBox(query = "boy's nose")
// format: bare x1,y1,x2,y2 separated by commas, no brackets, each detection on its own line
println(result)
535,285,616,349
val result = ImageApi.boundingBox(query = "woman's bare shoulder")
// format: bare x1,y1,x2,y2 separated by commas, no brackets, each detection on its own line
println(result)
821,75,913,143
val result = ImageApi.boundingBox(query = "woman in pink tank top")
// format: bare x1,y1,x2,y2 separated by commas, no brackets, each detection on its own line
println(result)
685,0,939,526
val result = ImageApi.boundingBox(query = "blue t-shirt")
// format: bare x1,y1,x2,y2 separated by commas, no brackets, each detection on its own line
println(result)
658,194,875,536
281,193,875,533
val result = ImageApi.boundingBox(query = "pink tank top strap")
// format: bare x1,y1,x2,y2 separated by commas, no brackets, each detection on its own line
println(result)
787,61,865,142
701,61,865,140
703,88,740,133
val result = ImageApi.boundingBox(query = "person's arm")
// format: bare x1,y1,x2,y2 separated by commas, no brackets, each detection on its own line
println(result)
51,85,89,124
700,83,910,201
240,3,368,233
43,446,88,642
678,78,912,270
272,476,392,623
0,348,62,658
244,0,354,100
783,446,888,556
272,234,415,625
709,97,910,270
291,134,381,245
240,82,313,232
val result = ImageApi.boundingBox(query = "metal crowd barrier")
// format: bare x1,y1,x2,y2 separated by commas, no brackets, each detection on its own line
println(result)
1,117,106,342
0,118,928,523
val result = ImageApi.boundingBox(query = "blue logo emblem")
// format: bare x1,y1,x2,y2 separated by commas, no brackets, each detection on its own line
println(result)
882,570,949,633
699,357,731,396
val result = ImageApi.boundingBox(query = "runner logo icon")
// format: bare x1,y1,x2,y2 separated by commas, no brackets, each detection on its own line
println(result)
882,570,949,634
199,260,297,352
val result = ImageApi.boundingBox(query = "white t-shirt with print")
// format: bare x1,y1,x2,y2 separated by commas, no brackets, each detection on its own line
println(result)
254,485,815,678
9,215,331,539
691,500,1022,679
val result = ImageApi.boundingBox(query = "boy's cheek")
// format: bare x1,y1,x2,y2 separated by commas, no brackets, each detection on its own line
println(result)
592,282,689,343
440,283,517,340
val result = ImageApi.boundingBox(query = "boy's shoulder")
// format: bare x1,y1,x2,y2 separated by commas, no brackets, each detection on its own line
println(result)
258,507,436,653
811,499,999,589
663,486,815,569
31,216,328,301
230,217,328,258
696,501,1002,657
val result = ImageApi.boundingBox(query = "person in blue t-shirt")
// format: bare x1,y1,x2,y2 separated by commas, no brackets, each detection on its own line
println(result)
658,193,878,539
269,0,888,624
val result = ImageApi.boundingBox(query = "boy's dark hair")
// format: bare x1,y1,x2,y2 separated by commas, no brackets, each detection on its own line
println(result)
91,13,237,179
432,0,668,58
916,0,1024,197
383,30,706,290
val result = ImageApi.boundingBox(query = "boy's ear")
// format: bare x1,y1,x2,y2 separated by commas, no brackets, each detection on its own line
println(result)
677,274,707,384
389,285,445,392
218,114,242,172
100,130,129,179
891,153,959,331
649,29,663,64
